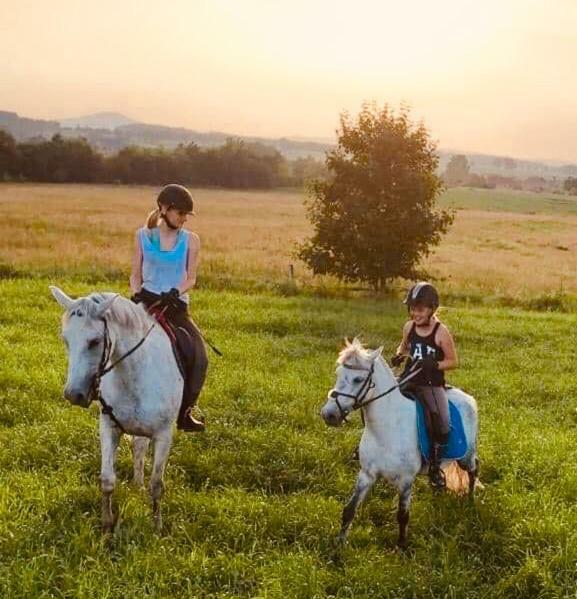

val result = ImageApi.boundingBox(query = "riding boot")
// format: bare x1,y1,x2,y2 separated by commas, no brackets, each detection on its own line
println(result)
428,442,446,490
177,389,205,433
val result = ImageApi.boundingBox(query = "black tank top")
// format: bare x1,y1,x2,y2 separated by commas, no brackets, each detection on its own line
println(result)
405,321,445,386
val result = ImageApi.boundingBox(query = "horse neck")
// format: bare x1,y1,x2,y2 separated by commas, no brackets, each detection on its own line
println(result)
104,313,153,363
362,359,407,431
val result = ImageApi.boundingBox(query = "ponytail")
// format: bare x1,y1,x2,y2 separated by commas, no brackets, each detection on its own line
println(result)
146,208,161,229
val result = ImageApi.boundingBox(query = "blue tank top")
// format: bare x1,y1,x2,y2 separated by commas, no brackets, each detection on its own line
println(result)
139,227,190,304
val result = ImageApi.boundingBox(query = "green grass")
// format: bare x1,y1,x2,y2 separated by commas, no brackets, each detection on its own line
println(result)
441,187,577,215
1,276,577,597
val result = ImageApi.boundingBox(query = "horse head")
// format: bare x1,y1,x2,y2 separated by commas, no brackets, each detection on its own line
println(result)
50,286,119,407
321,338,385,427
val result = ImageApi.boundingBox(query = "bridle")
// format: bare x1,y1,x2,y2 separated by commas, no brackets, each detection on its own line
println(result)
88,317,156,433
328,360,422,422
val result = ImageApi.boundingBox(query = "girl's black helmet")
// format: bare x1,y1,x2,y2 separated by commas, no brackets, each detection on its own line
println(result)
404,282,439,311
157,184,194,214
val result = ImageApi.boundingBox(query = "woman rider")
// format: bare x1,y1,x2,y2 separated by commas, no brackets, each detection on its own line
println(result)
391,282,458,489
130,184,208,432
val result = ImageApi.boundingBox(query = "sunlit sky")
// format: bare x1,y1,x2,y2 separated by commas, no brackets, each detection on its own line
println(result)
2,0,577,161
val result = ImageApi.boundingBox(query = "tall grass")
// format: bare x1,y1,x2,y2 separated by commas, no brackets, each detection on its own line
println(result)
2,183,577,302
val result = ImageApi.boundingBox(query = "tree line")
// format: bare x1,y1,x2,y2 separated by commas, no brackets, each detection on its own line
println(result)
0,130,326,189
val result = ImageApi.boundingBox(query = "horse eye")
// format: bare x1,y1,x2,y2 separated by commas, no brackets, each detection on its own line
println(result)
353,377,363,384
87,339,100,350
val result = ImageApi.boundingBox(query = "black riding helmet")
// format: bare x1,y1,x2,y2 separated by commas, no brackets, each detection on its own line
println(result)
403,282,439,312
157,184,195,215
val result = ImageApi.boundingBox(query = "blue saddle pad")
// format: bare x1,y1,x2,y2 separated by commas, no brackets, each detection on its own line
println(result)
411,395,468,461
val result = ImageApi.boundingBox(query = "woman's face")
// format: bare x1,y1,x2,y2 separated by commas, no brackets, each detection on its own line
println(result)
162,207,188,229
410,303,434,326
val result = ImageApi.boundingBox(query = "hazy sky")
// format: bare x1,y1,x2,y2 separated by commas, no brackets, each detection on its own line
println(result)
2,0,576,161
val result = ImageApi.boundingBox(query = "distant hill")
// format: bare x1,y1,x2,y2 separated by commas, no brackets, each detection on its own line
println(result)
58,111,136,130
0,110,332,160
2,109,577,177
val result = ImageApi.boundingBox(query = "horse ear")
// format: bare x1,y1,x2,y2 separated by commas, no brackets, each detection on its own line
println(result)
370,346,384,361
93,294,119,318
49,286,74,310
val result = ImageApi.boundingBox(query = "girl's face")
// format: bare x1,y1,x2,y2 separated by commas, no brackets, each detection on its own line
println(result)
410,303,434,326
162,207,188,229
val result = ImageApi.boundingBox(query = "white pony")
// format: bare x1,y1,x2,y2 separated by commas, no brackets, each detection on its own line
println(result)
320,339,479,549
50,286,183,532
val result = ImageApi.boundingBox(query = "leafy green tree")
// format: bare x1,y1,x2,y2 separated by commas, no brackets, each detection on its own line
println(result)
0,130,19,179
297,103,452,291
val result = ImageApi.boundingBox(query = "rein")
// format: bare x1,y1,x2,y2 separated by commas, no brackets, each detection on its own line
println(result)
329,360,423,422
89,318,156,433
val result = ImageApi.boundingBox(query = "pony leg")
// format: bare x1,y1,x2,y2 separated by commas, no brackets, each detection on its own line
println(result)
100,420,122,534
396,484,413,549
150,429,173,532
132,436,150,488
338,470,376,544
468,457,479,498
458,455,479,498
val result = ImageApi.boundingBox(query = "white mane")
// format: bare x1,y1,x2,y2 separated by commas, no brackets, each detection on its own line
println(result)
63,293,155,333
337,338,372,367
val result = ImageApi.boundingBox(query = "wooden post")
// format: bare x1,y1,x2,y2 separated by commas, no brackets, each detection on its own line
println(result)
288,264,294,280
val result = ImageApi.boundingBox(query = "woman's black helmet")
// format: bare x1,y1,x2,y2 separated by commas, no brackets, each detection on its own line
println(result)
157,184,194,214
404,282,439,311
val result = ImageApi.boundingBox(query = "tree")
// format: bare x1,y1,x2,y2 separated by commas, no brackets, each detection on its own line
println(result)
443,154,470,187
564,176,577,195
0,130,19,179
297,103,453,291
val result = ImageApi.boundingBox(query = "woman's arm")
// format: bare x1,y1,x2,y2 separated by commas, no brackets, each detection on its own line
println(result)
178,232,200,295
436,325,458,371
129,231,143,294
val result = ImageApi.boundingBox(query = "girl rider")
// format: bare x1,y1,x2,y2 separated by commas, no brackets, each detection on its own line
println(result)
130,184,208,433
391,282,458,489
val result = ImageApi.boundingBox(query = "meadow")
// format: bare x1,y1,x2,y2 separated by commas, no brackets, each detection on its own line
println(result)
1,184,577,597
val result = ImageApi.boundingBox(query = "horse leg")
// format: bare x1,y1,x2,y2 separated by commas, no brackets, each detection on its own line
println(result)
396,484,413,550
100,421,121,534
149,429,173,532
132,436,150,488
468,457,479,498
338,470,376,544
458,455,479,499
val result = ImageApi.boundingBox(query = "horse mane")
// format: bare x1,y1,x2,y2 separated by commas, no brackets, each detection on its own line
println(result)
63,293,155,332
337,338,372,366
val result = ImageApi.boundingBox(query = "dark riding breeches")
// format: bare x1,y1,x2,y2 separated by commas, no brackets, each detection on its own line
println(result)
415,385,450,443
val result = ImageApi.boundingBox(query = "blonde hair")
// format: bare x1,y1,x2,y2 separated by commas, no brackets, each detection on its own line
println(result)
146,208,161,229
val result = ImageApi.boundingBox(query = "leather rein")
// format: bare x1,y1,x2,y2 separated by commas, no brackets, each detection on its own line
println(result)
329,360,423,422
89,317,156,433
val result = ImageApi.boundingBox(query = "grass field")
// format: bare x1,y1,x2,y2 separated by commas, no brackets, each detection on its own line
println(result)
1,277,577,597
1,184,577,597
1,183,577,301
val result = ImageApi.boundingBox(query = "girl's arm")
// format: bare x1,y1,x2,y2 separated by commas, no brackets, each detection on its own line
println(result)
436,325,458,371
395,320,413,356
178,232,200,295
129,231,143,294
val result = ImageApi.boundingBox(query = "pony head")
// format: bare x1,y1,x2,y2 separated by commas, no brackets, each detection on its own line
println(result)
320,338,383,427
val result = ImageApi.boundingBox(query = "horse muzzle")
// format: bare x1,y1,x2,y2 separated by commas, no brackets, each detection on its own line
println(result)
320,403,344,427
64,385,92,407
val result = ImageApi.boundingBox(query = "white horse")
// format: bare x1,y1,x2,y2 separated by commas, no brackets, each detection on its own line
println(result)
50,286,183,532
320,339,479,549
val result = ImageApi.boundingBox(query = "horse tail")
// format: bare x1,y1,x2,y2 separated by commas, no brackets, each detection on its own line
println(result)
442,461,484,495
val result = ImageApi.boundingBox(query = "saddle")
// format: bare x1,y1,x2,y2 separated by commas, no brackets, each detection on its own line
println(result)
147,307,189,380
403,391,469,461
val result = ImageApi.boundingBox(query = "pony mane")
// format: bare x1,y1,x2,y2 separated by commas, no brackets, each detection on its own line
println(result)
337,338,372,367
63,293,155,332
